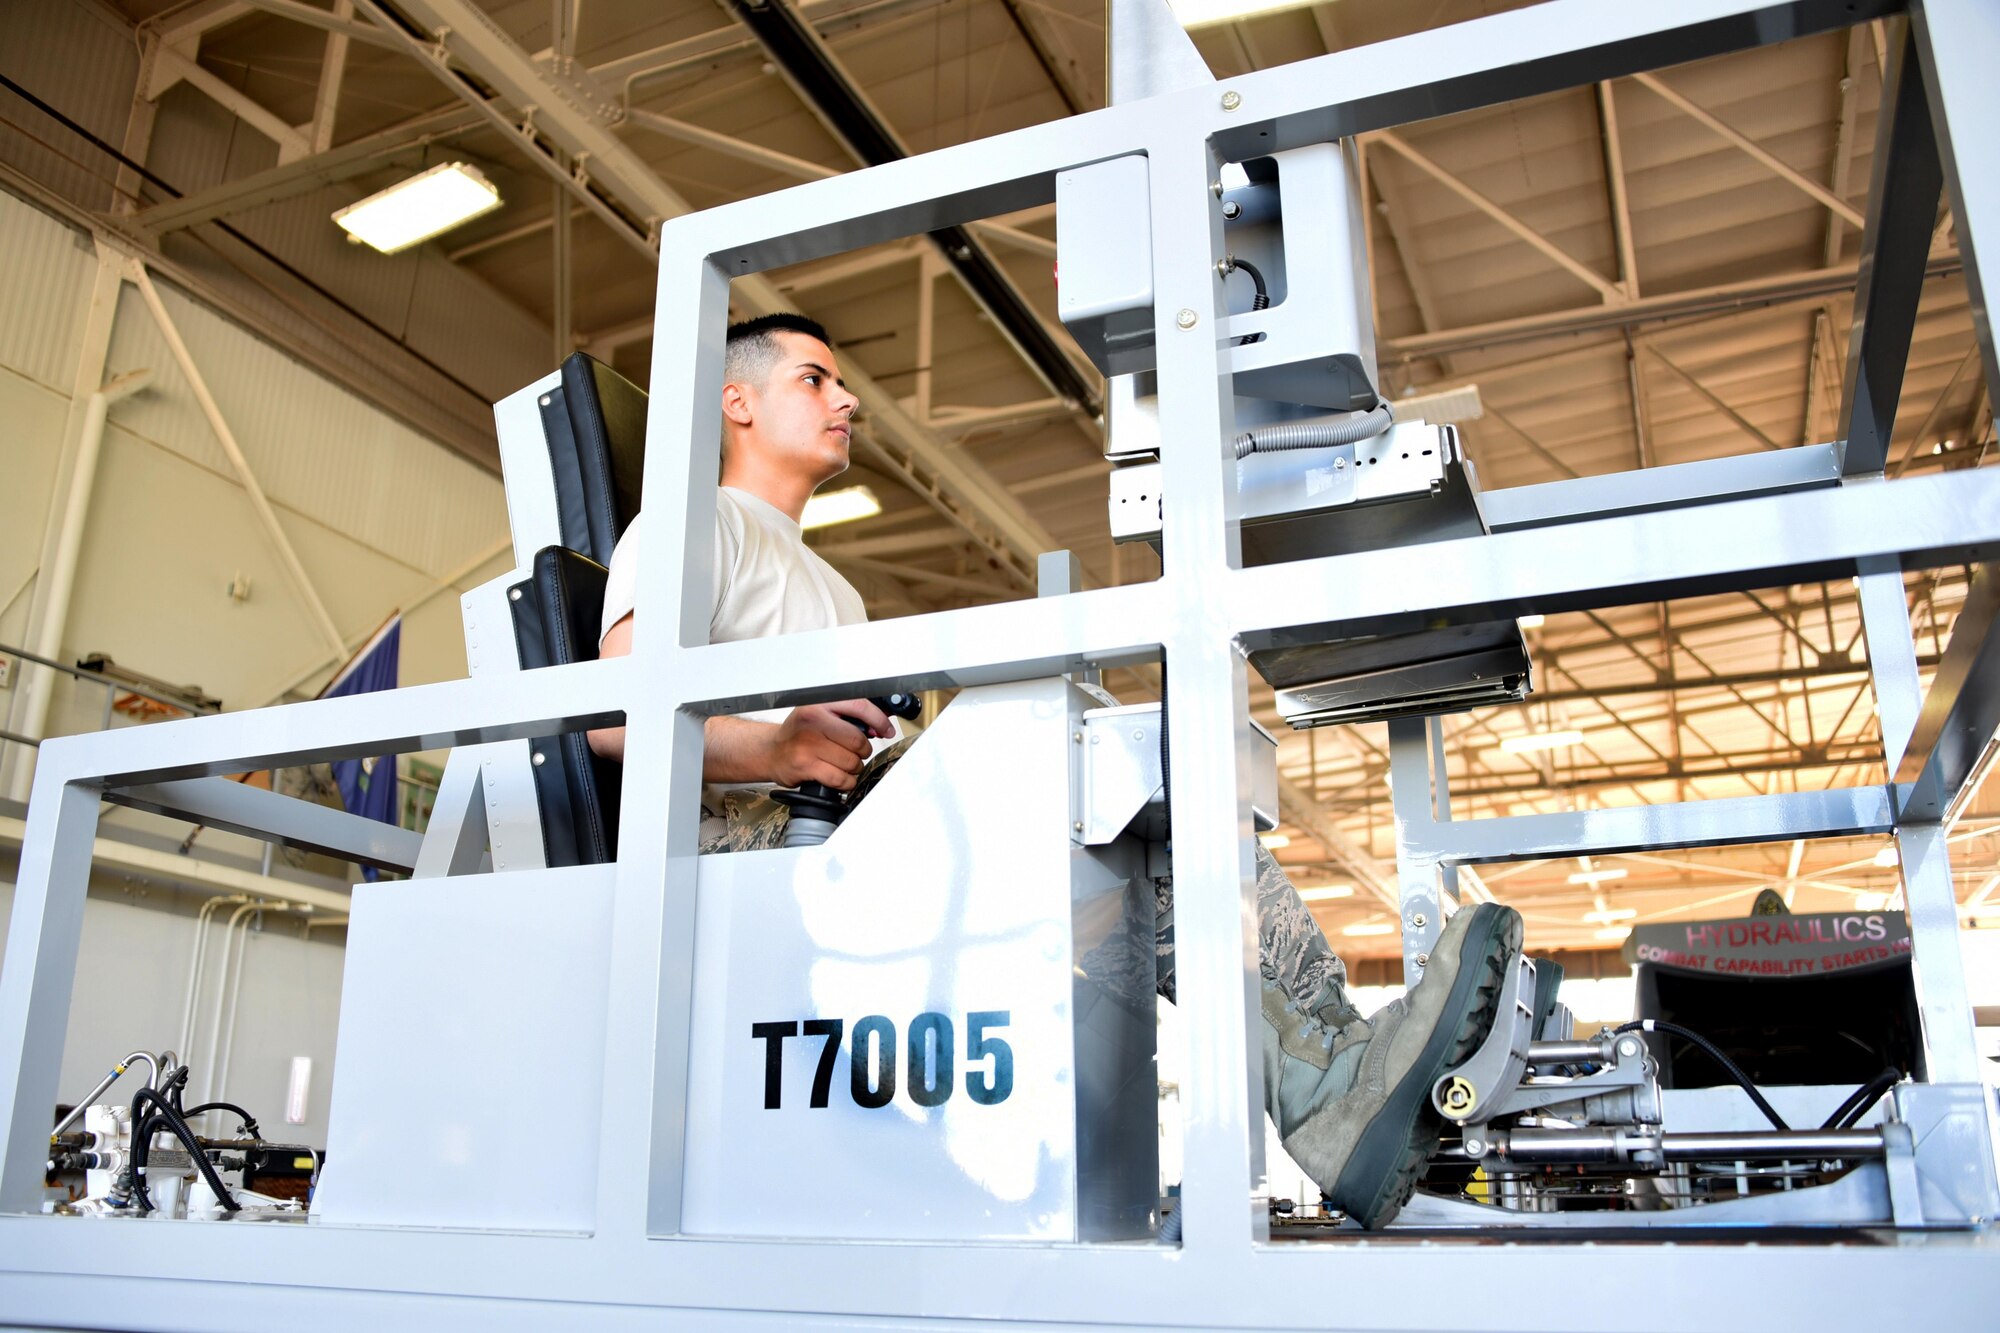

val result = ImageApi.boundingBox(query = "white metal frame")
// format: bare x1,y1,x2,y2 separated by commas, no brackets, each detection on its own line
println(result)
3,1,2000,1326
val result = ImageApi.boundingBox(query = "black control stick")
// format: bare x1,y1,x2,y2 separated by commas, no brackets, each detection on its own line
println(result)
772,693,922,848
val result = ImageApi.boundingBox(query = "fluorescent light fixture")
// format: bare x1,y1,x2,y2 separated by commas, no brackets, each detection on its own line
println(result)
1873,846,1900,868
285,1056,313,1125
1296,884,1355,902
1500,729,1585,754
1583,907,1637,923
1342,921,1396,937
1594,926,1633,941
333,162,502,254
1568,868,1628,886
1258,832,1290,849
801,484,881,530
1516,614,1546,630
1854,892,1891,911
1167,0,1318,29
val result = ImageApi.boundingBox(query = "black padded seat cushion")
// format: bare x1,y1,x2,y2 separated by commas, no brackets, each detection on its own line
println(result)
509,546,622,866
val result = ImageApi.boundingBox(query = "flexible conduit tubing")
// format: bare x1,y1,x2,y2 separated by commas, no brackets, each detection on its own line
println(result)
1231,403,1394,460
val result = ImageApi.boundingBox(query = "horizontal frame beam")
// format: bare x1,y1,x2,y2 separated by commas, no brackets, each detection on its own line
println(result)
102,777,422,873
1411,786,1896,865
1482,443,1841,531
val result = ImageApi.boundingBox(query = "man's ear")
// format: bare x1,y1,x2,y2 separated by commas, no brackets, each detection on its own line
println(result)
720,380,755,428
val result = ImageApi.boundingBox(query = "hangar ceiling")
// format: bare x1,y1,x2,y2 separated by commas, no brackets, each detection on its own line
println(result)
1,0,1992,959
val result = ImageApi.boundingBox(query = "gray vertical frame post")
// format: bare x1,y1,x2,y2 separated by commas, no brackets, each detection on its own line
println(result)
1858,557,1980,1084
1038,550,1083,597
1387,716,1444,986
1912,0,2000,406
1897,821,1982,1084
1427,715,1460,910
0,770,101,1210
1836,19,1944,477
1147,125,1264,1250
615,247,734,1237
1857,558,1923,775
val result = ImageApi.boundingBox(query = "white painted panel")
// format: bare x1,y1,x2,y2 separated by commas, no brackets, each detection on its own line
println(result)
683,680,1082,1241
312,865,614,1231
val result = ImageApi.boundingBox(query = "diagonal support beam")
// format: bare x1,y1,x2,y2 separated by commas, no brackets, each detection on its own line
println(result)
1275,773,1400,912
367,0,1062,590
1629,70,1866,229
1597,81,1640,299
1369,129,1624,303
238,0,404,51
1645,342,1783,451
149,44,311,163
131,104,482,233
716,0,1098,415
306,0,356,154
133,266,347,660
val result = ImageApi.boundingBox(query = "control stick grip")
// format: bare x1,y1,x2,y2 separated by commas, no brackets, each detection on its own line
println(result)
785,694,922,808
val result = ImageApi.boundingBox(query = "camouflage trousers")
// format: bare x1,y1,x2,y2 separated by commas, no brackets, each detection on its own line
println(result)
698,738,1359,1025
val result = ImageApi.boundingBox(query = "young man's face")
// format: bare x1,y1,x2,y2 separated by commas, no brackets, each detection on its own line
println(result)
733,331,860,488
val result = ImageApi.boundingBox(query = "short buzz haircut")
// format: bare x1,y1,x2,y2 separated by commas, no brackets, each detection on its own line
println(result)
723,312,832,389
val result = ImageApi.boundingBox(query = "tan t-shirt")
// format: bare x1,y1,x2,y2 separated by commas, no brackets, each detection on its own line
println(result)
598,487,874,825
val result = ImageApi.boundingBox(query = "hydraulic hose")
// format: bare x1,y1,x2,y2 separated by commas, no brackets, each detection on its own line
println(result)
1821,1066,1900,1131
1614,1019,1790,1132
182,1101,262,1138
128,1088,238,1212
1232,404,1394,461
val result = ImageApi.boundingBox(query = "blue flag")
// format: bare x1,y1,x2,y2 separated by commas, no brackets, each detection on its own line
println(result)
322,617,401,879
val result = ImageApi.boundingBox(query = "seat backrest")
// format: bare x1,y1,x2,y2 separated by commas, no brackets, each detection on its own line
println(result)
537,352,648,566
510,546,623,866
505,351,647,866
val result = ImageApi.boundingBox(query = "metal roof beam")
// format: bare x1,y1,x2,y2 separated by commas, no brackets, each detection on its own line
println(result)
1381,252,1961,362
717,0,1099,415
366,0,1062,589
1629,70,1866,230
131,103,483,233
1368,129,1625,304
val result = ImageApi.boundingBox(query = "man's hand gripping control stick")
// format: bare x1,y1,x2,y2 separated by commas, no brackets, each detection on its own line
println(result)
771,693,922,847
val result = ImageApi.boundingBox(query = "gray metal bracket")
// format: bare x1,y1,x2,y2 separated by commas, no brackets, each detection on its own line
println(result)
1489,1030,1657,1123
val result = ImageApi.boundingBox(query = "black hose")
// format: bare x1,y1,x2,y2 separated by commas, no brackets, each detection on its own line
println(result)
1822,1066,1900,1131
1227,257,1269,306
1225,258,1269,346
1614,1019,1790,1132
162,1064,190,1116
182,1101,262,1138
128,1088,239,1212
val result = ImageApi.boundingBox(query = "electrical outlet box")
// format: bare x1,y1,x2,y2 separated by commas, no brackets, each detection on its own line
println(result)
1056,154,1155,377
